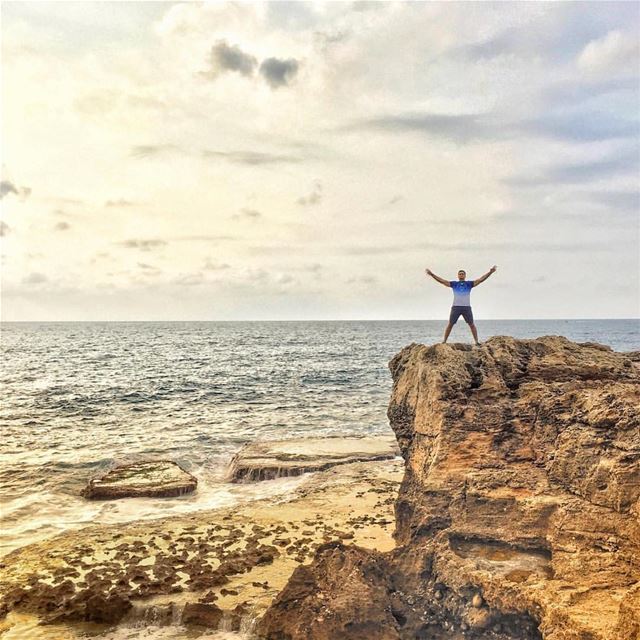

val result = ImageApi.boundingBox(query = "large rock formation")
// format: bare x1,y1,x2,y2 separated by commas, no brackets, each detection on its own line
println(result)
257,336,640,640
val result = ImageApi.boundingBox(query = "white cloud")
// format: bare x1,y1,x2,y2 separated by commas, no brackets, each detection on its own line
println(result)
578,30,640,76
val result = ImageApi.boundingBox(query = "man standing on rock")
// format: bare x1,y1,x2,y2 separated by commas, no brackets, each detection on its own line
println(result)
425,266,497,345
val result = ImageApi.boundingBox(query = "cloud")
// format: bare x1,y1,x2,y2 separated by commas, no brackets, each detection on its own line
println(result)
53,208,73,217
345,108,638,144
117,238,167,250
259,57,299,89
23,272,48,285
1,179,31,200
173,234,237,243
54,221,71,231
506,147,639,187
137,262,161,272
47,196,84,205
0,221,10,236
344,112,493,143
202,149,301,165
588,189,640,212
203,40,258,79
578,30,640,76
0,180,18,199
174,271,206,286
130,144,182,159
232,208,262,221
203,258,231,271
346,275,377,285
518,110,638,143
105,199,136,207
340,240,615,256
297,181,322,206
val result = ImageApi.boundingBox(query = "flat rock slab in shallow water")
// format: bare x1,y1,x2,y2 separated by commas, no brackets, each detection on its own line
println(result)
228,434,400,482
82,461,197,499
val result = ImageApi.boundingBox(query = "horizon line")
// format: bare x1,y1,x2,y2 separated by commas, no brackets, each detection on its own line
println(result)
1,318,639,323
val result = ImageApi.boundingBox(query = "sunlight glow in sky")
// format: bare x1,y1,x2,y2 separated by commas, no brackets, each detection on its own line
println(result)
2,1,639,320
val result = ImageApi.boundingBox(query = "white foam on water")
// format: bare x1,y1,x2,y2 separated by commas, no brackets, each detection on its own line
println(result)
0,473,307,556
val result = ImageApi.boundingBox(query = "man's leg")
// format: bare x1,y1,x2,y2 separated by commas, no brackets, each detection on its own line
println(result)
444,307,460,343
462,308,480,345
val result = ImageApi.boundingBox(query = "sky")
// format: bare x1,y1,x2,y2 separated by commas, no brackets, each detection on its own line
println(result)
1,1,639,321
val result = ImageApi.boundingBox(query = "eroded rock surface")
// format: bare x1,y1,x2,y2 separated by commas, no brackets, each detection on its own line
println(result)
82,460,197,499
258,336,640,640
228,435,400,482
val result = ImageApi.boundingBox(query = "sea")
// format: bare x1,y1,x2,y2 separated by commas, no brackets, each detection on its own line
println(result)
1,319,638,559
0,319,639,639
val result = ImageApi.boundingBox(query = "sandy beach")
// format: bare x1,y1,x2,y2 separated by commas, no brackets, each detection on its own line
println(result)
0,441,403,639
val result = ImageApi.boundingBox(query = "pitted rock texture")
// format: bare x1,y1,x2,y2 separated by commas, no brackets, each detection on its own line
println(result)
257,336,640,640
82,460,197,499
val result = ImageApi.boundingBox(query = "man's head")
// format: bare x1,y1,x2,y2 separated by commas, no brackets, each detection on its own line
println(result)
457,269,466,281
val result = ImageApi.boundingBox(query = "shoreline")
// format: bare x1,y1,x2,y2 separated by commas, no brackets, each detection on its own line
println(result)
0,450,404,639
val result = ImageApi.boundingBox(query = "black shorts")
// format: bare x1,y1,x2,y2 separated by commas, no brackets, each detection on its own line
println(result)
449,306,474,325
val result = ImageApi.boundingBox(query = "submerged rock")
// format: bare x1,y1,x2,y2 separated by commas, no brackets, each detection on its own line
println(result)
82,460,197,499
258,336,640,640
228,434,400,482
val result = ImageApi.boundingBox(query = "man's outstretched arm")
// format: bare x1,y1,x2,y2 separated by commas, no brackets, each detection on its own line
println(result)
425,268,451,287
473,265,497,286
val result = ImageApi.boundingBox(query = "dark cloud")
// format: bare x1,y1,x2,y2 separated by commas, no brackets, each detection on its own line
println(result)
259,57,299,89
117,239,167,251
105,199,135,207
297,182,322,206
344,108,638,144
54,221,71,231
1,179,31,200
205,40,257,78
0,221,10,236
202,149,301,165
1,180,19,199
343,112,497,143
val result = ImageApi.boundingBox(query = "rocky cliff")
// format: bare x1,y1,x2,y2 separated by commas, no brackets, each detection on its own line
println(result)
257,336,640,640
